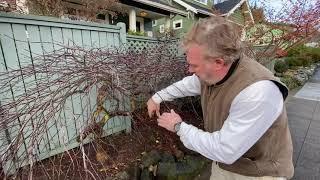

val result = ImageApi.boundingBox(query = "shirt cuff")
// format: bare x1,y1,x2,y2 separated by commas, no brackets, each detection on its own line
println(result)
176,122,196,151
152,93,163,104
177,122,189,137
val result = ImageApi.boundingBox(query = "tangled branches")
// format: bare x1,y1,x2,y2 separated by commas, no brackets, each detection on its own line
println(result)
0,41,187,179
26,0,124,20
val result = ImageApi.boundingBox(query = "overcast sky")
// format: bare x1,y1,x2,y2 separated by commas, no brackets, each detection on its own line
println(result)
248,0,318,22
249,0,286,13
248,0,318,12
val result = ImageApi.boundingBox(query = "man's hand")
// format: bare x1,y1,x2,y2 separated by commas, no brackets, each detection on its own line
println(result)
157,109,182,132
147,98,160,118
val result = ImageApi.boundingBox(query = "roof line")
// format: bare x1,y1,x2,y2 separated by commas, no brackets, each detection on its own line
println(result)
225,0,246,17
132,0,188,16
173,0,215,16
197,9,216,16
245,0,255,23
172,0,198,13
227,19,244,27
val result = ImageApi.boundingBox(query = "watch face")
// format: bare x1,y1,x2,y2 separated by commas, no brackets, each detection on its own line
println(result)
175,122,181,132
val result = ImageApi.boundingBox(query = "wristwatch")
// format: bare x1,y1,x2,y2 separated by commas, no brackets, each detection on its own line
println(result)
174,122,182,133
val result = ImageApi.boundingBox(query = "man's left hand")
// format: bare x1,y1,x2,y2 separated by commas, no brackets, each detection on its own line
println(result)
157,109,182,132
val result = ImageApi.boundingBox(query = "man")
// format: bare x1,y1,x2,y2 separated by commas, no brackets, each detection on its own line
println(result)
147,17,294,179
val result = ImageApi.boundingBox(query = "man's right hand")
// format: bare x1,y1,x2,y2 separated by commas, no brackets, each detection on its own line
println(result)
147,98,160,118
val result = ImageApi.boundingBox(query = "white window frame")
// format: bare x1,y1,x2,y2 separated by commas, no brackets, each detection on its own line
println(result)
159,24,165,33
152,20,157,27
194,0,207,5
173,19,183,30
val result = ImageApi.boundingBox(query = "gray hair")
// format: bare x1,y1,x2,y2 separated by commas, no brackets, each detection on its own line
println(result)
183,16,243,64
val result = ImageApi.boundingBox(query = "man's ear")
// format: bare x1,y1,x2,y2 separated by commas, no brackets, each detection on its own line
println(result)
213,58,225,70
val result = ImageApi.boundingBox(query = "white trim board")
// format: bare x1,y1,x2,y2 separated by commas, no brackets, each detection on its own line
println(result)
220,0,246,17
152,19,157,27
173,19,183,29
245,0,254,23
173,0,215,16
159,24,165,33
133,0,188,16
194,0,208,5
173,0,197,13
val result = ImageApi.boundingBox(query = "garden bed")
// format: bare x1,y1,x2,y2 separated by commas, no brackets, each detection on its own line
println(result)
12,101,205,180
274,46,320,89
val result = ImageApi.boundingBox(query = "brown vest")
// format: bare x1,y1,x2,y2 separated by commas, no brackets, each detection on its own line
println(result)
200,55,294,178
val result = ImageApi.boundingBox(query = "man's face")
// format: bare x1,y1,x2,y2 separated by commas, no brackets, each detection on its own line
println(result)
186,44,224,84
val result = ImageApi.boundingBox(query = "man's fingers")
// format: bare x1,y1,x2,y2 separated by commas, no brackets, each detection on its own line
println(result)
157,119,166,126
161,112,171,116
161,113,173,119
148,109,154,118
156,105,160,117
148,110,151,118
157,117,164,122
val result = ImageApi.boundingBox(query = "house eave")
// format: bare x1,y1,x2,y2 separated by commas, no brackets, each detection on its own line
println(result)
197,9,215,16
132,0,188,16
225,0,246,17
245,0,255,23
172,0,198,13
173,0,214,16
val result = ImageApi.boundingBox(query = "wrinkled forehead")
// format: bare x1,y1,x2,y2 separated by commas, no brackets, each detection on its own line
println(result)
185,44,219,63
185,44,204,56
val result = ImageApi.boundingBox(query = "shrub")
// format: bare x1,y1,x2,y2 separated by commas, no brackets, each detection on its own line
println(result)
307,47,320,63
280,76,300,90
286,57,303,67
274,60,289,73
128,30,146,36
287,45,307,57
288,45,320,63
301,56,313,66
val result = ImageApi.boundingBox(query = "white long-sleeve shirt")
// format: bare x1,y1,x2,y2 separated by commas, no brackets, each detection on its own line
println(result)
152,74,283,165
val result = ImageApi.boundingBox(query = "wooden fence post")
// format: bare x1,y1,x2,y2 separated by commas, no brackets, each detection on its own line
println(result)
117,22,127,46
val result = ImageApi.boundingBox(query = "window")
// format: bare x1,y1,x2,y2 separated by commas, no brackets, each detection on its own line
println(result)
173,19,183,30
152,20,157,27
96,14,106,20
194,0,207,5
147,31,153,37
159,24,165,33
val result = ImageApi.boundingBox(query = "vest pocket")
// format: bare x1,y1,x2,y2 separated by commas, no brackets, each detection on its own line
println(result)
255,159,280,176
243,157,263,176
219,157,262,176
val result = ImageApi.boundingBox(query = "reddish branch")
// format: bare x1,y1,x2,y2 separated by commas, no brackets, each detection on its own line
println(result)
246,0,319,60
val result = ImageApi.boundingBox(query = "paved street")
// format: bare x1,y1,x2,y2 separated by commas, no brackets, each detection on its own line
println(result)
287,68,320,180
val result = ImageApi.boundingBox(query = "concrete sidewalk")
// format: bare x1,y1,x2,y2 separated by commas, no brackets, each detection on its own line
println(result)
287,68,320,179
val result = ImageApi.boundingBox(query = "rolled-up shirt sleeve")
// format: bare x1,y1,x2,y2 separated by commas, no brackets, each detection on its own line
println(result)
152,74,201,104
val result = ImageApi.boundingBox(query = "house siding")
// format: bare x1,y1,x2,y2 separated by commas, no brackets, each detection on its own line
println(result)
172,14,195,37
151,0,214,38
228,9,245,26
152,14,196,38
185,0,213,10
